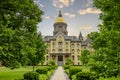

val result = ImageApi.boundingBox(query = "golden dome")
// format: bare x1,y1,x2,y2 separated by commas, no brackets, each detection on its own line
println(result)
55,17,66,23
54,10,66,23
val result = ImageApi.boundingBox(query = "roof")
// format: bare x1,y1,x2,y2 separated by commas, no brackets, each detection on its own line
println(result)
55,17,66,23
82,39,92,46
44,32,82,42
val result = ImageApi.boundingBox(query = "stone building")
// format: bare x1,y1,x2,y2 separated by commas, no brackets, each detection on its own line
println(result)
44,10,83,65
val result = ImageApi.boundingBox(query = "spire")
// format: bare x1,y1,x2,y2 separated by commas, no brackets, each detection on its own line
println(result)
58,10,62,17
79,32,83,41
55,10,66,23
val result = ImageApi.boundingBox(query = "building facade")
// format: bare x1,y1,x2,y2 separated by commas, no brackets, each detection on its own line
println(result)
44,10,83,65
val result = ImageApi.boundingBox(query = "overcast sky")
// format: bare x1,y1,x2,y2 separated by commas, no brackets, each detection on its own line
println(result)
34,0,101,37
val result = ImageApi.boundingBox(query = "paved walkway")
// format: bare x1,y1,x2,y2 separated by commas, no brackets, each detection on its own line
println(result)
49,66,70,80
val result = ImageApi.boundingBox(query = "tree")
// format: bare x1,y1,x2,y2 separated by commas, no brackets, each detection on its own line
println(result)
89,0,120,77
80,50,90,65
0,0,45,69
26,33,46,71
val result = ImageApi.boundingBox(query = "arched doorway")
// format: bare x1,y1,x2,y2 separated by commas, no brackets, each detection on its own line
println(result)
58,55,63,66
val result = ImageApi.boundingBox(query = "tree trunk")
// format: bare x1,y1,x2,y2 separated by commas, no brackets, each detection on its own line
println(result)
33,65,35,72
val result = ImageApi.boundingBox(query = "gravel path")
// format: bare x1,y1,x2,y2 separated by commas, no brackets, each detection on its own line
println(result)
49,66,70,80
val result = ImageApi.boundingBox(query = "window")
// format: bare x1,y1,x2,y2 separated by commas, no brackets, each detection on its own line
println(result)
66,42,68,49
52,49,55,53
72,49,75,54
66,49,68,53
71,43,74,48
58,49,62,53
77,49,80,54
77,43,80,48
58,41,62,49
52,55,55,60
52,42,55,48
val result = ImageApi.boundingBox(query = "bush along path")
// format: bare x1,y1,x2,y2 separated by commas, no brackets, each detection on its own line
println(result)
23,65,57,80
49,66,70,80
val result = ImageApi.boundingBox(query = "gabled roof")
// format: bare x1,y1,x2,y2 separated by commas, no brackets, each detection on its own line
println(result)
53,31,68,39
82,39,92,46
44,32,82,42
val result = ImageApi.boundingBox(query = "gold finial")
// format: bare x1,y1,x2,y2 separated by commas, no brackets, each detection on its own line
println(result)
58,10,62,17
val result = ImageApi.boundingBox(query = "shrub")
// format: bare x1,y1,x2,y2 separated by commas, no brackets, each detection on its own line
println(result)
69,67,82,78
63,65,70,70
36,68,47,74
49,60,56,65
76,72,99,80
24,72,39,80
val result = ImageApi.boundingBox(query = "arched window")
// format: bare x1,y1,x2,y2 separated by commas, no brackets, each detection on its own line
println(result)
66,42,68,49
52,55,55,60
52,42,55,48
71,43,74,48
77,49,80,54
77,55,80,60
58,49,62,53
58,41,62,48
72,49,74,54
66,49,68,53
52,49,55,53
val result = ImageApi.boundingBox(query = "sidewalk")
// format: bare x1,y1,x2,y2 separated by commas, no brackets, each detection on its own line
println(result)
49,66,70,80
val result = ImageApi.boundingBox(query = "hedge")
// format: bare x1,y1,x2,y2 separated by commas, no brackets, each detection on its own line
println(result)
76,72,99,80
69,67,82,78
24,72,39,80
36,68,48,74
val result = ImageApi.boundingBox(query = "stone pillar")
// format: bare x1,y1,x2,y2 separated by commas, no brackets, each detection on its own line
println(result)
56,55,58,65
63,55,65,65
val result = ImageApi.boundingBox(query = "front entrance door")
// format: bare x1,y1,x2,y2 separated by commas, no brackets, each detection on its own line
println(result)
58,55,63,66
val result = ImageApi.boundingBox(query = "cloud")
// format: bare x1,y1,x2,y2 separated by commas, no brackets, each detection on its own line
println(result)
44,16,55,19
52,0,64,8
78,8,102,15
64,12,76,18
86,0,93,7
39,4,45,8
80,25,92,30
33,0,45,8
52,0,75,8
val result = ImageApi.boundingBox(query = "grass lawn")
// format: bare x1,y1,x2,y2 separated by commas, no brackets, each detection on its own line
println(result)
0,66,50,80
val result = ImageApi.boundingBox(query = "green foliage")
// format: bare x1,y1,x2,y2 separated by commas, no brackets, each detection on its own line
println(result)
65,58,73,65
98,76,120,80
36,68,47,74
87,0,120,78
87,32,99,42
24,72,39,80
63,65,70,70
69,67,82,78
76,72,99,80
80,50,90,65
49,59,56,65
0,0,47,69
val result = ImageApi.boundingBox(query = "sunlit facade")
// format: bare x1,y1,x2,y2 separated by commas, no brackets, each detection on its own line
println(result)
44,10,83,65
